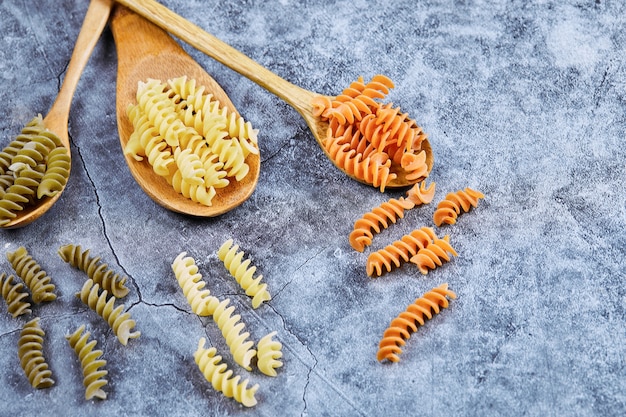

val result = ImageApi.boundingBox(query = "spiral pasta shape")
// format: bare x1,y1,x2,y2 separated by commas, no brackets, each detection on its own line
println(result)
194,337,259,407
205,297,257,371
0,115,67,226
58,244,129,299
0,165,44,225
0,273,31,318
349,181,436,252
37,146,70,198
410,236,457,275
324,132,396,192
217,239,271,309
433,187,485,226
256,331,283,377
312,74,432,190
366,227,438,277
6,246,56,303
125,76,258,207
171,252,214,316
18,317,55,388
76,279,140,346
377,283,456,362
65,325,108,400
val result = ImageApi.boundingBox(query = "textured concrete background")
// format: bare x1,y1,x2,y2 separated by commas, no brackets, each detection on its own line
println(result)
0,0,625,416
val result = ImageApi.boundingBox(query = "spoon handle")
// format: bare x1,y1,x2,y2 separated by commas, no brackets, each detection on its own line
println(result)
114,0,318,115
44,0,113,138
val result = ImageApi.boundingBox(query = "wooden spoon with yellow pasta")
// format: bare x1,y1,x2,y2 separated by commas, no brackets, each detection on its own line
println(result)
113,0,433,191
0,0,112,228
110,6,260,216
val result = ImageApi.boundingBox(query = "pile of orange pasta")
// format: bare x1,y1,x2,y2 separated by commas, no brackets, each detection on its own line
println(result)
312,75,430,191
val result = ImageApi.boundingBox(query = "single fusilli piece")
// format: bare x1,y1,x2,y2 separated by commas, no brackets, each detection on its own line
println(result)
217,239,271,309
66,325,108,400
37,146,70,198
433,187,485,226
409,235,457,275
205,297,257,371
76,279,140,346
377,283,456,363
58,244,129,299
194,337,259,407
18,317,55,388
366,227,437,277
0,273,31,317
171,252,214,316
256,331,283,377
6,246,56,303
349,181,436,252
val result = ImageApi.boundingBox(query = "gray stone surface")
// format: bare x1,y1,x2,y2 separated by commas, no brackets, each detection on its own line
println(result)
1,0,625,415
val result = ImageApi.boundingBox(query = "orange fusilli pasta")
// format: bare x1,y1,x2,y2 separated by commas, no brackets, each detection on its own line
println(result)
409,235,457,275
349,181,435,252
366,227,437,277
433,187,484,226
377,283,456,362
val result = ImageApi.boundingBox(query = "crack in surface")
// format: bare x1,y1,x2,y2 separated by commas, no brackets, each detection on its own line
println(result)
272,246,327,301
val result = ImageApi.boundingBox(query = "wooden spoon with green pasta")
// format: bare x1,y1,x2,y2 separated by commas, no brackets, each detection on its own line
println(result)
1,0,113,229
110,6,260,216
113,0,433,191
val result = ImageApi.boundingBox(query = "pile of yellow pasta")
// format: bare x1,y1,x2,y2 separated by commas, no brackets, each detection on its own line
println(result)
0,115,70,227
171,238,283,408
125,76,259,206
0,244,139,400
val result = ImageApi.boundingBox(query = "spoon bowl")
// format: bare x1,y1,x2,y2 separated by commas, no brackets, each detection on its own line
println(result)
110,6,260,217
1,0,112,229
114,0,433,189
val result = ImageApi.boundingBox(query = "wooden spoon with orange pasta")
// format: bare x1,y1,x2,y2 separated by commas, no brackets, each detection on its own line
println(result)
1,0,113,228
110,6,260,216
113,0,433,191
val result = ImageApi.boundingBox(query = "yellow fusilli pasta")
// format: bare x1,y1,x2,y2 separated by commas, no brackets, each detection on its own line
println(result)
256,331,283,377
66,325,108,400
206,297,257,371
0,273,31,318
18,317,54,388
171,252,214,316
377,283,456,362
217,239,271,309
194,337,259,407
76,279,140,346
6,246,56,303
58,244,129,299
125,76,259,207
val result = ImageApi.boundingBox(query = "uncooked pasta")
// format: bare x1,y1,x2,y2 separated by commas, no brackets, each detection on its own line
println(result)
0,115,69,226
349,181,435,252
194,337,259,407
125,76,259,207
6,246,56,303
18,317,55,388
366,227,438,277
217,239,271,309
311,75,431,190
433,187,485,226
66,325,109,400
0,273,31,318
377,283,456,362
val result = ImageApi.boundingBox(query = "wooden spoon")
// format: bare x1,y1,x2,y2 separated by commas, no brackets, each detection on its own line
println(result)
114,0,433,189
110,6,260,216
2,0,113,229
